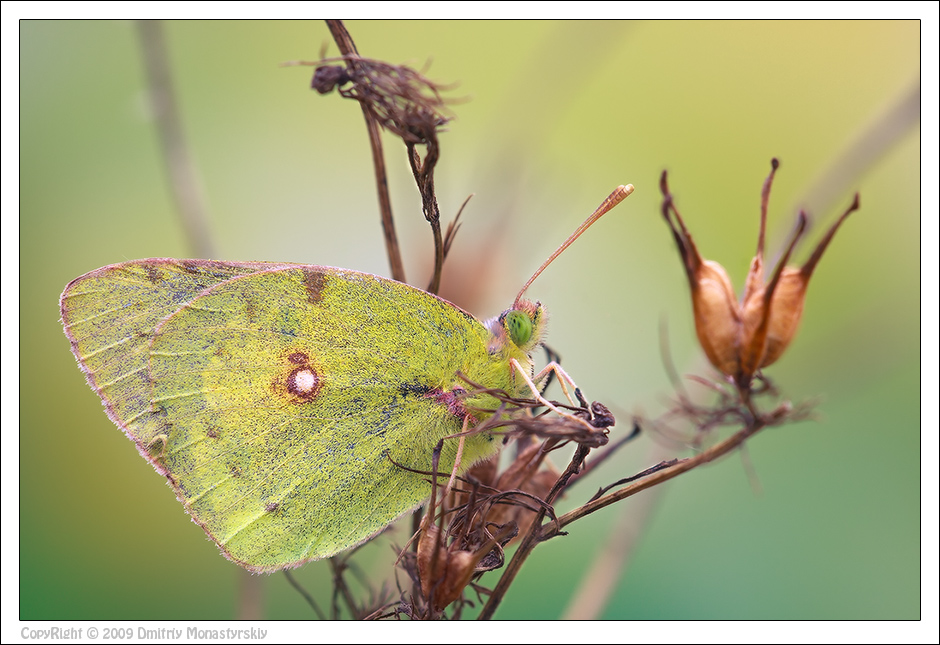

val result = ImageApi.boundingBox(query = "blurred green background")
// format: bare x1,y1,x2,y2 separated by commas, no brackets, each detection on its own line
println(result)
20,20,921,620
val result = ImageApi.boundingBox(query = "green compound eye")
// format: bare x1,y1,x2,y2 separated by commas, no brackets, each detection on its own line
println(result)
504,309,533,348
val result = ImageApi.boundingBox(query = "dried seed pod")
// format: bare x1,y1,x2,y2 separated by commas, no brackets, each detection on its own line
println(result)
416,520,514,613
417,523,479,612
661,159,860,391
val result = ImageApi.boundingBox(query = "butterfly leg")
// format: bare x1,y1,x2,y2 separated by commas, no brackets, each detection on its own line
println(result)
403,417,470,563
442,418,469,500
510,358,595,431
532,361,582,407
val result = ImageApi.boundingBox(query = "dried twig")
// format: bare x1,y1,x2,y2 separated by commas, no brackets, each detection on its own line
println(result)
301,21,457,292
324,20,406,284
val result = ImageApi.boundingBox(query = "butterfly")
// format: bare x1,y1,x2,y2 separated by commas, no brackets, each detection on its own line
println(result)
60,185,633,572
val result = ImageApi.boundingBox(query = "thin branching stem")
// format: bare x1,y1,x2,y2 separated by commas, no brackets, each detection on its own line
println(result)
547,414,769,534
329,556,362,619
325,20,406,283
407,142,445,295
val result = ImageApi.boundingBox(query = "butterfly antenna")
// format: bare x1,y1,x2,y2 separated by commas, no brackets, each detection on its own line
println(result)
514,184,634,308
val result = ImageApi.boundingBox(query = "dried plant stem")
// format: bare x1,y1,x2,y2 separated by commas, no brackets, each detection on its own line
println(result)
477,443,588,620
329,556,361,619
325,20,406,284
560,327,679,619
408,143,445,295
549,416,768,533
136,20,216,259
479,408,773,620
561,476,661,620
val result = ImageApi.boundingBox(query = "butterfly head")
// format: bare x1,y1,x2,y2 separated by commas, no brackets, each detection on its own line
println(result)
488,298,546,357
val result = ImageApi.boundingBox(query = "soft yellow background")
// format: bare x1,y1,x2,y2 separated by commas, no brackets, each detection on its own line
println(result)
20,20,921,619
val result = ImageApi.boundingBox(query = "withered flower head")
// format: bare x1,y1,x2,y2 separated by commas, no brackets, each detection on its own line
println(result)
660,158,860,392
309,55,453,145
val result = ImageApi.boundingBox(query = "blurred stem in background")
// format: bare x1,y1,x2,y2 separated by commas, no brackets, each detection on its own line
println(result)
137,20,216,260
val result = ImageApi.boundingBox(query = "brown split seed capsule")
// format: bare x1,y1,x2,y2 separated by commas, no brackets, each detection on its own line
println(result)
660,158,860,392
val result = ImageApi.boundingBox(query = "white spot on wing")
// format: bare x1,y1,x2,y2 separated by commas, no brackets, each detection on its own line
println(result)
293,369,317,393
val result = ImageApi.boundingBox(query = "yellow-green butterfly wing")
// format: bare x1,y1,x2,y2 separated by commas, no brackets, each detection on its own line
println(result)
60,259,535,572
